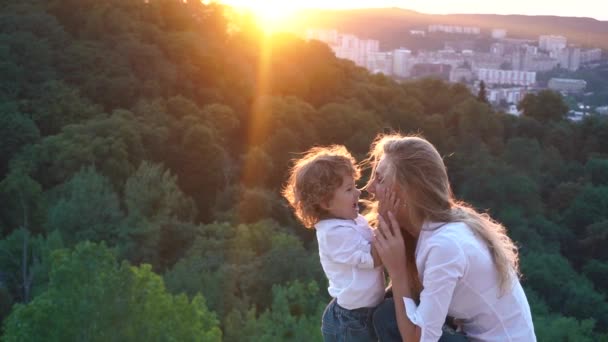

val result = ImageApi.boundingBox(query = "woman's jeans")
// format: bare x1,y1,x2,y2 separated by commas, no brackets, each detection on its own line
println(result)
322,298,376,341
372,298,468,342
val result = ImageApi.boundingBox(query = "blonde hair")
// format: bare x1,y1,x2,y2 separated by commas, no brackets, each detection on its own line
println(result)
365,134,520,295
282,145,360,228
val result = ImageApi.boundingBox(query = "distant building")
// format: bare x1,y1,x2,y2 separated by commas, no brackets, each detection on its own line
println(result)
477,68,536,86
580,48,602,64
567,111,586,121
472,53,509,71
450,67,474,83
490,43,505,55
539,35,567,52
596,106,608,115
551,47,581,71
507,104,522,116
548,78,587,93
306,28,338,45
428,24,480,35
524,55,559,72
367,52,393,75
492,29,507,39
486,87,528,105
392,49,412,77
410,63,451,80
409,30,426,36
330,34,380,67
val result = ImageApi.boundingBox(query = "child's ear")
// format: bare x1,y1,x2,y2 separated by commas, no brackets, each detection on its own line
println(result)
319,199,331,211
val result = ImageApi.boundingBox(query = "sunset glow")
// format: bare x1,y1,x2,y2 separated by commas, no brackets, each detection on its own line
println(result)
220,0,608,21
223,0,300,31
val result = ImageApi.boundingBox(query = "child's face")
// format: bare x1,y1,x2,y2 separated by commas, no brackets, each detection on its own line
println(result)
324,173,361,220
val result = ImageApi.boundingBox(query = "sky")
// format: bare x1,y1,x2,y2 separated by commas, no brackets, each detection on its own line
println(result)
220,0,608,21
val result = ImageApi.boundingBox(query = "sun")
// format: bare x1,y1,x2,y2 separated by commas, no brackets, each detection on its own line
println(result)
222,1,300,31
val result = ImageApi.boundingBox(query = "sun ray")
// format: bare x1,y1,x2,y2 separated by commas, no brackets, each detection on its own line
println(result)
223,0,299,32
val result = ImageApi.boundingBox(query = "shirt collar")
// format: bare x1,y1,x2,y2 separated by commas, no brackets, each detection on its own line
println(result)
315,214,364,231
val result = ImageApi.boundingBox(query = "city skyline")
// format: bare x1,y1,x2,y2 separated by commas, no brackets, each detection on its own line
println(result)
221,0,608,21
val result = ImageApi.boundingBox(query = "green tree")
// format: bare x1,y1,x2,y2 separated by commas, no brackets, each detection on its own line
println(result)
1,242,221,342
0,103,40,176
0,229,63,304
224,281,325,342
518,89,569,123
582,259,608,296
46,167,123,245
522,252,608,326
120,161,197,269
25,81,102,136
586,158,608,186
477,80,488,104
564,186,608,232
27,109,146,188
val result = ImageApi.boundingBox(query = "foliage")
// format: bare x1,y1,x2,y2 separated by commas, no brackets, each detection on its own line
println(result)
1,242,221,342
1,0,608,338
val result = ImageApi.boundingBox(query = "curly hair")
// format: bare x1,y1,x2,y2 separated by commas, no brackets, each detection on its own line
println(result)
282,145,360,228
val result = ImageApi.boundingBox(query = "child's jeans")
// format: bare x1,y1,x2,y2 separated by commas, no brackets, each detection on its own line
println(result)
321,298,377,342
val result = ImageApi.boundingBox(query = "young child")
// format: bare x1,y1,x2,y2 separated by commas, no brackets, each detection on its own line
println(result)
282,145,385,341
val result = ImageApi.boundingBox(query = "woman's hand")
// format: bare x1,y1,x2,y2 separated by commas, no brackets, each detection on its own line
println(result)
377,188,400,218
374,211,407,278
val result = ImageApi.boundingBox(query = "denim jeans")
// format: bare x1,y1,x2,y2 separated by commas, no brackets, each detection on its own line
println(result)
372,298,468,342
321,298,377,342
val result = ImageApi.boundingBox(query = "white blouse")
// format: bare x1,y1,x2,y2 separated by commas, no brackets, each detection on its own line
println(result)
315,214,385,310
403,221,536,342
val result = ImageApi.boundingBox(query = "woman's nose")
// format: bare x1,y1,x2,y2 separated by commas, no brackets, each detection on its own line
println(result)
367,181,376,195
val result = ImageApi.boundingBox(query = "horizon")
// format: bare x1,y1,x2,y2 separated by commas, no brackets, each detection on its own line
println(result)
220,1,608,22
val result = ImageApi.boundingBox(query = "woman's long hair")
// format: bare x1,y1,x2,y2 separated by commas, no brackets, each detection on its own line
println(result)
364,134,520,297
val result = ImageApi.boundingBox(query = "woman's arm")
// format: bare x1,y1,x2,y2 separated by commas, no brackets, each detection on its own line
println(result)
390,271,422,341
376,213,466,342
375,212,421,342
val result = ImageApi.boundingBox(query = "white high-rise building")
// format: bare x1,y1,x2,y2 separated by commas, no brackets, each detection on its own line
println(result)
551,47,580,71
539,35,567,52
367,52,393,75
305,29,339,45
333,34,362,65
477,68,536,86
392,49,412,77
326,34,379,67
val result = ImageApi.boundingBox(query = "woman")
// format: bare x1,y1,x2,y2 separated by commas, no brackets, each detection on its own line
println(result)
365,134,536,342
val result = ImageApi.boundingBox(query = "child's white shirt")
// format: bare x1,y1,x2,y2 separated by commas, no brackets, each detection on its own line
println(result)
315,214,385,310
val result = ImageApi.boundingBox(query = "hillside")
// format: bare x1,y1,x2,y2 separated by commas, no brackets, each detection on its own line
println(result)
291,8,608,50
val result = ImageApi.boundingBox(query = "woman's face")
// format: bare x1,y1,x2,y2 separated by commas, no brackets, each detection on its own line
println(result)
368,156,416,235
367,156,391,198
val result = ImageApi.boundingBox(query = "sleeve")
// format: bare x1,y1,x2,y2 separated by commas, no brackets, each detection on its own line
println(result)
319,226,375,269
402,237,466,342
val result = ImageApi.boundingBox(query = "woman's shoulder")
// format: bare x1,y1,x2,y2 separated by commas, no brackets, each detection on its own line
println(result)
422,221,469,240
418,222,473,254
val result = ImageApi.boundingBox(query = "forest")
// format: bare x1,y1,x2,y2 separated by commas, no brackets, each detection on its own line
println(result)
1,0,608,341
